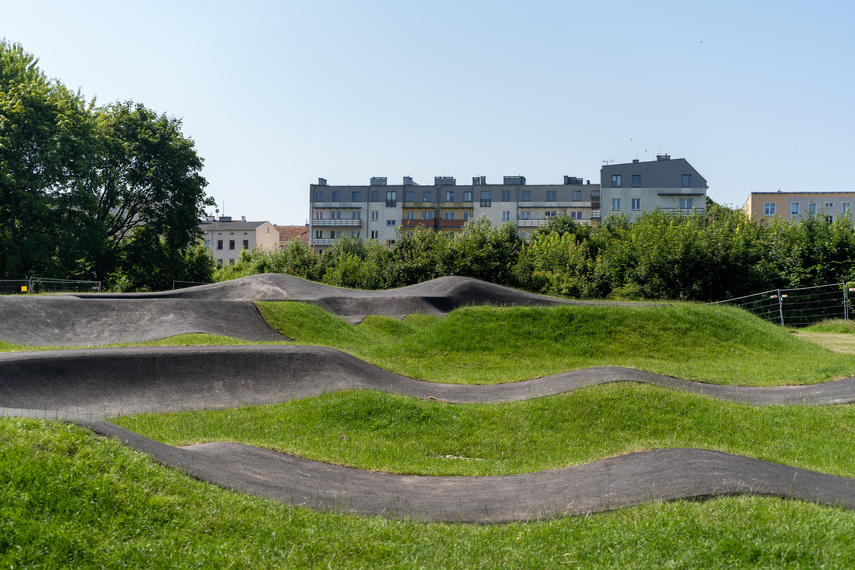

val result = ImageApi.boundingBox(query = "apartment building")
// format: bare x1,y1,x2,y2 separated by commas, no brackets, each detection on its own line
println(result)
200,216,278,266
310,175,600,251
743,191,855,223
600,155,708,221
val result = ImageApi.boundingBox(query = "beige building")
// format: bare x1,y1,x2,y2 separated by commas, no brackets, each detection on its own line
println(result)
200,216,278,266
743,192,855,223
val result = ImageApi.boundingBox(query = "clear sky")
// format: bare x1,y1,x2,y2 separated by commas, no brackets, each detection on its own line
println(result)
4,0,853,224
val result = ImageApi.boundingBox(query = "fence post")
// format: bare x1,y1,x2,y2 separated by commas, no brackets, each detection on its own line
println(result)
777,289,785,326
845,283,850,322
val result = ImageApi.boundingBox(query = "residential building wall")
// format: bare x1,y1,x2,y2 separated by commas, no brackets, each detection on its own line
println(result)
600,155,708,221
743,192,855,223
309,176,600,251
201,217,278,266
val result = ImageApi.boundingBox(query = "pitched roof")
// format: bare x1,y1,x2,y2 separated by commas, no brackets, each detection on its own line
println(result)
200,220,270,232
275,225,310,242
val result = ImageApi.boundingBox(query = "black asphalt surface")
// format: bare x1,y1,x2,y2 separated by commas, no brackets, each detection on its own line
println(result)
2,275,854,521
0,274,649,348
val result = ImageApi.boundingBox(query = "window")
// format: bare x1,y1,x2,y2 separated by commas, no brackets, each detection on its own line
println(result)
406,211,414,220
502,190,511,201
242,240,249,250
825,202,834,210
386,191,397,207
764,203,776,216
370,230,379,239
480,191,491,207
570,211,583,220
352,191,362,202
443,211,455,220
612,175,622,188
545,211,557,218
632,175,641,187
405,191,414,202
631,198,641,211
808,202,817,215
351,231,360,238
502,211,510,221
229,259,235,266
315,191,324,202
386,220,396,226
330,211,341,219
371,191,380,202
329,230,337,239
521,191,530,201
463,212,471,220
680,198,693,210
463,191,473,202
611,198,621,211
843,202,851,213
573,190,582,201
791,203,800,217
446,191,454,202
519,211,531,220
423,191,432,202
371,211,378,221
315,210,323,219
352,210,361,219
546,191,557,201
422,211,434,220
332,191,340,202
315,230,322,239
217,240,223,250
682,174,691,187
217,259,223,267
229,240,235,250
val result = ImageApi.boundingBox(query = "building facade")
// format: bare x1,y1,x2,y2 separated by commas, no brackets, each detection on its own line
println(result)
743,192,855,223
200,217,278,266
600,155,708,221
309,175,600,251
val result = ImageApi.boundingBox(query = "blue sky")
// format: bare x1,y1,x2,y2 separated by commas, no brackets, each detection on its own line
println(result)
4,0,853,224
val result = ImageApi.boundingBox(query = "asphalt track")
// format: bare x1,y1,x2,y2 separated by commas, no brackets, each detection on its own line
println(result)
2,275,855,521
0,274,635,346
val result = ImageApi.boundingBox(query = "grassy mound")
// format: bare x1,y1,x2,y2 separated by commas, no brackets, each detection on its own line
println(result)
257,301,855,385
2,417,854,568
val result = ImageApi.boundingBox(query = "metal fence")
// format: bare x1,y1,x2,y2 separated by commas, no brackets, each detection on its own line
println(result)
0,277,101,295
715,283,853,328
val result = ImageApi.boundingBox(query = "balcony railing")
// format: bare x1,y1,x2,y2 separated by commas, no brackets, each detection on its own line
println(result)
402,219,436,228
438,219,467,228
311,219,362,227
311,238,334,247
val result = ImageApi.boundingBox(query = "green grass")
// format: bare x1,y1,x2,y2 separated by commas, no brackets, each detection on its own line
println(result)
115,384,855,477
3,417,855,569
257,301,855,385
804,318,855,334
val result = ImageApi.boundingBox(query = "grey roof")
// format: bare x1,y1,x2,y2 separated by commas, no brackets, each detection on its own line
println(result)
200,220,270,232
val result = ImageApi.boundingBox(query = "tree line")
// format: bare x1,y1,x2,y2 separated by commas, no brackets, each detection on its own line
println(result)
218,202,855,302
1,41,213,291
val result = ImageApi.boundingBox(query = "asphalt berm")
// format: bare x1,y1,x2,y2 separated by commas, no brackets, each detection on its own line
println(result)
2,275,854,522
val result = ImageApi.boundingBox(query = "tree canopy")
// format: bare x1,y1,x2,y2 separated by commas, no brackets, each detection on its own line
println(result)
0,41,213,289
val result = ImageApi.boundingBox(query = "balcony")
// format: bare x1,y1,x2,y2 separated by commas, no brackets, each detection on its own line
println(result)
311,219,362,228
313,202,363,209
661,207,706,216
438,219,467,229
311,238,334,247
402,219,436,229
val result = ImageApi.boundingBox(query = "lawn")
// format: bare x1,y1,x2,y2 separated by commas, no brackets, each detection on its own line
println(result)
3,302,855,568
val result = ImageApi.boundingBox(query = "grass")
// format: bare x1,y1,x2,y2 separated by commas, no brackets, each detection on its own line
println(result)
6,302,855,566
804,318,855,334
256,301,855,385
3,417,855,569
115,384,855,477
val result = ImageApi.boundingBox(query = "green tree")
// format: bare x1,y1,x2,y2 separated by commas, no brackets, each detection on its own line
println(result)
0,40,99,278
93,101,212,288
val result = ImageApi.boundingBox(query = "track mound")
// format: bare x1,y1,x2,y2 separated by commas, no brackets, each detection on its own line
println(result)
3,346,855,419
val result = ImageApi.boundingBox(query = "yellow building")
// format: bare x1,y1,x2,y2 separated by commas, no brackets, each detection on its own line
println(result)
743,192,855,223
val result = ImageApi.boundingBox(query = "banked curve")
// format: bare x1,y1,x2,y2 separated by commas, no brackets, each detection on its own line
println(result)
65,419,855,523
3,345,855,419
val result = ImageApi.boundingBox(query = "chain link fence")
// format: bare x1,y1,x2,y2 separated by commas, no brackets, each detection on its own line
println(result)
0,277,101,295
715,283,853,328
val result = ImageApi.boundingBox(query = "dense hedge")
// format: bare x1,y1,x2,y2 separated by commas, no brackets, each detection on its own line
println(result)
216,205,855,302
